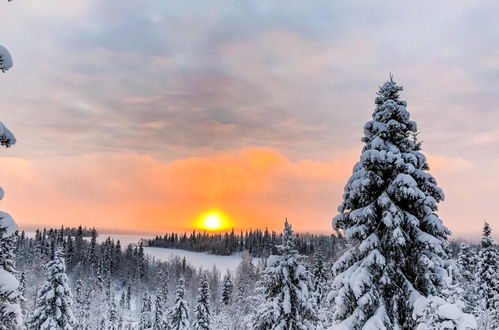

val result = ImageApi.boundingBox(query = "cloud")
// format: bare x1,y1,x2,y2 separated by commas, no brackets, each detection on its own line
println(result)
1,0,499,237
0,149,355,233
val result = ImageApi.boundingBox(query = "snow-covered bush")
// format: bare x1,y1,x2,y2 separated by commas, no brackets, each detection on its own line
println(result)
413,295,477,330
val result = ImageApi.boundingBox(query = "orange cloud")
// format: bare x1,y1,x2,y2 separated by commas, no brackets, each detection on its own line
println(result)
0,149,354,234
0,149,493,239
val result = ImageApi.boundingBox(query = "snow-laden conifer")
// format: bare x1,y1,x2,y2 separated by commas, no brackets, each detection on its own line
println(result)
139,290,153,330
193,274,212,330
457,243,478,286
167,277,190,330
474,222,499,328
0,90,20,328
107,298,120,330
253,220,318,329
331,77,474,329
457,243,479,308
29,248,76,329
220,272,233,306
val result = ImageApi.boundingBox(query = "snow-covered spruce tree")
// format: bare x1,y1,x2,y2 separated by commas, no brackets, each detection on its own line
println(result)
457,243,479,308
253,220,318,329
29,248,76,329
193,274,212,330
220,272,233,306
139,290,153,330
474,222,499,328
312,252,329,306
152,294,167,330
312,252,333,328
331,78,475,329
107,298,120,330
167,277,190,330
457,243,478,286
0,67,20,330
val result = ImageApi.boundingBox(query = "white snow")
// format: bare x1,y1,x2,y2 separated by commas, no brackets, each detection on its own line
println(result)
144,247,246,274
0,268,19,292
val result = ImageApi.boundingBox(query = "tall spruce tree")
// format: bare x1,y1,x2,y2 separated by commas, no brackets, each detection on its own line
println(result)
331,78,472,329
29,248,76,329
253,220,318,329
0,18,21,326
193,274,212,330
167,277,190,330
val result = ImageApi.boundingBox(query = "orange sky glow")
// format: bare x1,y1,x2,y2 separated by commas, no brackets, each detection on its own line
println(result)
0,147,488,238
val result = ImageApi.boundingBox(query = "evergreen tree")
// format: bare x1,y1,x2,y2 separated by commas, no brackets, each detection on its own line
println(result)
0,212,21,329
457,243,478,285
0,67,21,327
311,252,328,305
152,293,167,330
234,250,256,300
74,279,86,328
253,220,318,329
193,274,212,330
29,248,76,329
457,242,479,308
167,277,190,330
139,290,153,330
220,272,233,306
475,222,499,328
331,78,472,329
107,299,119,330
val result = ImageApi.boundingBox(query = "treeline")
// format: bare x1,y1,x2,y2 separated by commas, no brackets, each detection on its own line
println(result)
13,223,345,329
146,228,347,258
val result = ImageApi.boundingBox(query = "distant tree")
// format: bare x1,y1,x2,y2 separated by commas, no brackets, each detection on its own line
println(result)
167,277,190,330
107,298,120,330
152,267,169,330
220,272,233,306
457,242,479,308
474,222,499,328
152,293,167,330
193,274,212,330
253,220,318,329
139,290,153,330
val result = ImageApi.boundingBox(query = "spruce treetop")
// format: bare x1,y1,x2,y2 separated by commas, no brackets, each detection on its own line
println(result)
481,222,492,248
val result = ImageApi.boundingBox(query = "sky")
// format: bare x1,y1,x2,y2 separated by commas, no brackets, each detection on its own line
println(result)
0,0,498,238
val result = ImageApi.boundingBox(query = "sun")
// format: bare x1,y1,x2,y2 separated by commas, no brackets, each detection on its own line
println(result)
196,210,230,231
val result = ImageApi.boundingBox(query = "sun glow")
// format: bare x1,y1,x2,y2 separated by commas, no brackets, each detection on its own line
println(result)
196,210,230,231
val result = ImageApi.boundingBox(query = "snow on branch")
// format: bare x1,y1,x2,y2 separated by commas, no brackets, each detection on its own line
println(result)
0,121,16,147
0,44,13,73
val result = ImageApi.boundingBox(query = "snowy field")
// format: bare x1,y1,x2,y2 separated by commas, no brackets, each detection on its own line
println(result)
144,247,243,274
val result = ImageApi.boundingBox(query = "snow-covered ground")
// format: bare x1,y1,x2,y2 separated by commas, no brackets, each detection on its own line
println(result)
144,247,243,274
